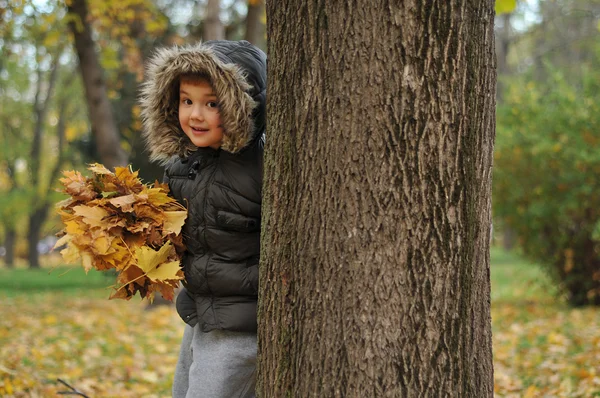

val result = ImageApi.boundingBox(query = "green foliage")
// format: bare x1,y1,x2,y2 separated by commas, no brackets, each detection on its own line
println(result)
494,64,600,306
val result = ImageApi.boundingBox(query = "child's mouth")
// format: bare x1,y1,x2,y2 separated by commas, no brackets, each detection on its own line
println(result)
191,127,209,134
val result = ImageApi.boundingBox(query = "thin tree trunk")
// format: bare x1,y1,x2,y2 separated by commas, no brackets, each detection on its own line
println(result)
245,0,265,48
27,89,69,269
4,228,16,268
259,1,495,397
27,47,60,268
67,0,128,170
27,206,48,269
204,0,224,41
3,161,18,269
495,13,512,101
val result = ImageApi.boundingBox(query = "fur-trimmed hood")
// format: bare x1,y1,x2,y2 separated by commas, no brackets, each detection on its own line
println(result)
139,40,267,163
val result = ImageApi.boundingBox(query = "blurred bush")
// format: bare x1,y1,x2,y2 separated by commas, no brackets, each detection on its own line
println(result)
493,64,600,306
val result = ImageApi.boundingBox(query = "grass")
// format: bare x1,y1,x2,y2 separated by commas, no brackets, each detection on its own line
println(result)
0,264,113,297
1,246,552,298
489,246,558,303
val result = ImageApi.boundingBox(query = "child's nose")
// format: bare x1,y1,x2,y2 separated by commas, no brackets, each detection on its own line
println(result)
190,105,204,120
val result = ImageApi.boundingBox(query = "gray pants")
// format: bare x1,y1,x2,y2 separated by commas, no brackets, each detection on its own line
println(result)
172,325,257,398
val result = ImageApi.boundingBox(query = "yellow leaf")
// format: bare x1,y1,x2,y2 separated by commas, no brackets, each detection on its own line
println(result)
495,0,517,15
65,220,86,235
73,205,109,227
53,233,72,250
523,385,538,398
82,252,94,273
147,261,182,282
88,163,113,175
91,235,113,256
163,211,187,235
133,203,163,222
140,187,177,205
60,243,81,265
4,377,13,394
135,243,182,282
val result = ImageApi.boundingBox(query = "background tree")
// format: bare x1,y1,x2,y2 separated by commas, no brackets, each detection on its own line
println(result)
0,0,80,268
493,0,600,306
203,0,224,40
67,0,129,170
245,0,265,48
259,1,495,396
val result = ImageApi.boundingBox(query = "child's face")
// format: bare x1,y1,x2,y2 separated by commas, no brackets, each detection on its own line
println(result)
178,78,223,150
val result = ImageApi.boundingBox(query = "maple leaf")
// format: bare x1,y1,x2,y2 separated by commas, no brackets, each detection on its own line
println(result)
59,240,80,265
135,243,183,282
139,187,177,206
55,197,76,210
102,242,132,270
126,220,153,234
114,166,144,193
133,203,163,222
65,219,86,236
59,170,98,201
163,211,187,235
88,163,113,175
108,194,137,212
73,205,110,227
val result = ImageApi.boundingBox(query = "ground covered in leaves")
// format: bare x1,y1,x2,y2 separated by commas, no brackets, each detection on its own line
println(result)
0,249,599,397
0,292,181,397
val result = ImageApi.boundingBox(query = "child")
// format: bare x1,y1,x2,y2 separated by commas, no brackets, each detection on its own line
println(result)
139,40,266,398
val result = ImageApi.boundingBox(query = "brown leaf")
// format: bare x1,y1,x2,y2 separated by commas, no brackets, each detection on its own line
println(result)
60,170,98,201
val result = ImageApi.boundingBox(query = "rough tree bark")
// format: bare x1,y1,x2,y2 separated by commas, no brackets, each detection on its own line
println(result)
259,1,496,397
204,0,225,41
67,0,128,170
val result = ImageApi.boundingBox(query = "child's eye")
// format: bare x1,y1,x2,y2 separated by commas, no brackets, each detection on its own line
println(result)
207,101,218,108
182,98,192,105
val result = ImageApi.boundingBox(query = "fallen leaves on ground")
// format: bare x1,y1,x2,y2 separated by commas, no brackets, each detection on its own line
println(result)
55,164,187,302
0,292,182,397
493,299,600,397
1,281,599,396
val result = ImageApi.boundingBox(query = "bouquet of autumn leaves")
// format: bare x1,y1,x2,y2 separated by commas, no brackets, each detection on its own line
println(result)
53,163,187,302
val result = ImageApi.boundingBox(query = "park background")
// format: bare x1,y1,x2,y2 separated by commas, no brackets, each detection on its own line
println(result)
0,0,599,396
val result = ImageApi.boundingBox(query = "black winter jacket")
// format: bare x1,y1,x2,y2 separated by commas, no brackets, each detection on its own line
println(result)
139,40,266,333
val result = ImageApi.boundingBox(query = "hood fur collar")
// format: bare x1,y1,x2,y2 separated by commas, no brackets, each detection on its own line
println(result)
139,42,258,164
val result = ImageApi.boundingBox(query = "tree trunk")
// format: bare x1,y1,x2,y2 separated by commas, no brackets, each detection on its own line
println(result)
495,13,512,101
28,91,69,269
67,0,128,170
259,1,496,397
245,0,265,48
203,0,224,41
26,47,60,269
27,205,49,269
4,227,16,268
